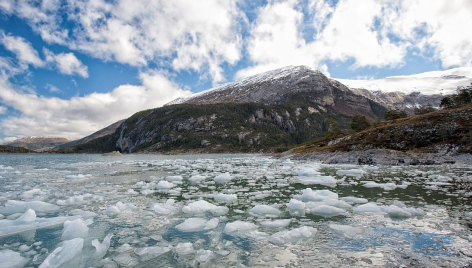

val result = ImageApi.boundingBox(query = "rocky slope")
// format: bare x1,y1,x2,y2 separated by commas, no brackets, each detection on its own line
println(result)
60,67,389,154
6,137,69,152
292,104,472,158
0,145,36,153
55,119,125,150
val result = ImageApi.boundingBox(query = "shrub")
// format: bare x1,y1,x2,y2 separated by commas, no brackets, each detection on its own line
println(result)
385,109,408,120
350,115,371,132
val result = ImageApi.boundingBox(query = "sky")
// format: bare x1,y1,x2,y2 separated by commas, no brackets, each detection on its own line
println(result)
0,0,471,143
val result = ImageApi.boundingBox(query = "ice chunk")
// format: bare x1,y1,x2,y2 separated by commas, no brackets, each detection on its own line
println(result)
295,176,337,187
0,249,29,268
62,218,93,240
329,224,366,239
384,205,424,219
151,199,177,215
16,209,36,222
224,221,258,234
336,169,366,178
353,203,384,214
195,249,213,262
39,238,84,268
293,189,338,202
214,193,238,203
288,199,306,216
65,174,92,179
92,233,113,260
294,164,321,176
113,254,139,266
116,201,137,211
362,182,403,191
20,188,46,200
269,226,317,245
182,200,228,216
104,206,120,216
175,243,194,255
175,218,208,232
310,205,346,217
134,246,171,261
248,205,282,216
282,159,293,165
157,181,175,189
260,219,291,228
188,175,206,185
166,175,183,182
214,173,232,184
340,196,368,204
0,200,60,215
204,218,219,230
465,212,472,219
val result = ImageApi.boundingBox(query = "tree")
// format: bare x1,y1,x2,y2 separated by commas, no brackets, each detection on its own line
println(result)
440,83,472,109
351,115,371,132
325,119,343,139
385,109,408,120
414,103,436,115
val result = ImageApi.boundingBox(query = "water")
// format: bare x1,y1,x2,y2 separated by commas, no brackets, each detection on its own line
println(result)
0,154,471,267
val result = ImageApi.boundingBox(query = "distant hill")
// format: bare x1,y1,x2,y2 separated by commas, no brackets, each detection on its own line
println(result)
292,104,472,155
6,137,70,152
0,145,36,154
55,119,125,150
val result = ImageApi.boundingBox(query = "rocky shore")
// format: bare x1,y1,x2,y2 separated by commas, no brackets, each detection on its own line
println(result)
287,149,472,166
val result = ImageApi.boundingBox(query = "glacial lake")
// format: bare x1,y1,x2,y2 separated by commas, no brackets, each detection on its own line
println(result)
0,154,471,267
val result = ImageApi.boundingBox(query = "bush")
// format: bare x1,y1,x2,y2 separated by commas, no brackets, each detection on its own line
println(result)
385,109,408,120
350,115,371,132
414,104,436,115
440,84,472,109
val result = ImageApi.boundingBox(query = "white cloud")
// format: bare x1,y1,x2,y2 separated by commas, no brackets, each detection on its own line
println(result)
337,67,472,95
0,136,18,145
2,0,243,84
0,105,6,114
0,71,191,139
0,32,44,67
44,49,89,78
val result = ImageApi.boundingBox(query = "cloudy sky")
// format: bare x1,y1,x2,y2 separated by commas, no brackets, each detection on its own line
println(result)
0,0,471,142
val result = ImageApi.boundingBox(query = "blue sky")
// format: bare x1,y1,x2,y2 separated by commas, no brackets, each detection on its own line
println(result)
0,0,471,142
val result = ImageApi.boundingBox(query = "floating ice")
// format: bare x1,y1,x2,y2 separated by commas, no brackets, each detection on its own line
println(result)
92,233,113,260
0,249,29,268
340,196,368,204
65,174,92,180
182,200,228,216
0,210,80,238
294,175,337,187
329,224,366,239
134,246,171,261
269,226,317,245
214,193,238,203
39,238,84,268
260,219,291,228
465,212,472,219
151,199,177,215
362,182,407,191
204,218,219,230
175,218,208,232
384,205,424,219
293,164,321,176
195,249,213,262
213,173,232,184
62,218,93,240
20,188,46,200
0,200,60,215
336,169,366,178
104,206,120,216
166,175,183,182
157,181,175,189
282,159,293,165
175,243,194,255
309,205,346,217
288,199,306,216
188,175,206,185
293,188,338,202
248,205,282,216
353,203,384,214
224,221,258,234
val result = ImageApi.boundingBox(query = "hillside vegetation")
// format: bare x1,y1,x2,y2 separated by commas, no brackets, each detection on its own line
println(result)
0,145,36,154
293,104,472,155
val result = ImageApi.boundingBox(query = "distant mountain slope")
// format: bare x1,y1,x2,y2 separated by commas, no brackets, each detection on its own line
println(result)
0,145,36,153
56,119,125,150
6,137,69,152
60,66,389,154
293,104,472,155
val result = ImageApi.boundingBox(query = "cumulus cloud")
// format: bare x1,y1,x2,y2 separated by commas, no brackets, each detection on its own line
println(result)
0,32,44,67
0,136,18,145
337,67,472,95
44,49,89,78
0,105,6,114
237,0,472,79
1,0,243,84
0,71,191,139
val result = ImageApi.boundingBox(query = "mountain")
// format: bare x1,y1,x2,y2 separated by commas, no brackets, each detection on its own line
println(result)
59,66,390,154
6,137,70,152
0,145,36,154
293,103,472,156
350,88,443,114
55,119,125,150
